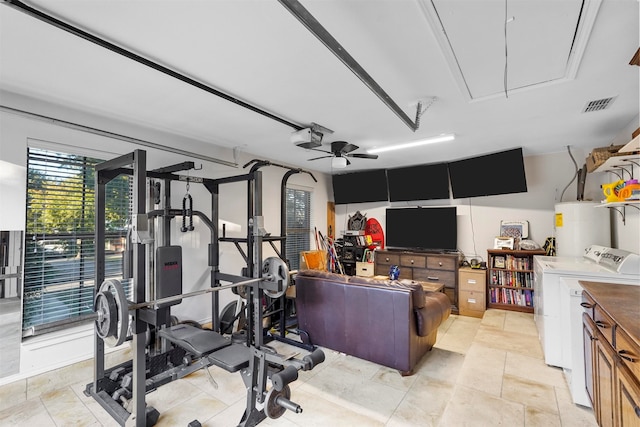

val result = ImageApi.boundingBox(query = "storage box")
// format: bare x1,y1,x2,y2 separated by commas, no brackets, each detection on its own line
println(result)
586,144,626,172
355,262,375,277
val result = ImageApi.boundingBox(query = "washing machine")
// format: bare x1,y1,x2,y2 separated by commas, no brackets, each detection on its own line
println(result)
533,245,640,407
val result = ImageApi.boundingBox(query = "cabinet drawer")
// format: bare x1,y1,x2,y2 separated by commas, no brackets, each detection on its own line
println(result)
400,254,426,268
376,252,399,266
459,289,485,317
413,269,455,287
459,271,485,292
427,256,456,270
594,305,615,345
616,327,640,380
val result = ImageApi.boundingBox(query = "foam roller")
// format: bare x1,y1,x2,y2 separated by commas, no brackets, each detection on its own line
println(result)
303,349,325,370
272,365,298,391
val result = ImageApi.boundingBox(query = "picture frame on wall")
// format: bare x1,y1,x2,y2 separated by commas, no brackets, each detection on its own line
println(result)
494,236,515,250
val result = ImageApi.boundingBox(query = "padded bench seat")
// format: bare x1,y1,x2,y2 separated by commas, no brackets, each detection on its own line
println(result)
159,324,231,358
208,344,251,372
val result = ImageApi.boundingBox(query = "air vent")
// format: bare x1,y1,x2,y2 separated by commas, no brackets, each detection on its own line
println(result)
583,97,616,113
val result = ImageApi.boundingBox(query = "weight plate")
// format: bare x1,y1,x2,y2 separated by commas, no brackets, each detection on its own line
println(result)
262,257,289,299
94,290,117,339
98,279,129,347
264,384,290,419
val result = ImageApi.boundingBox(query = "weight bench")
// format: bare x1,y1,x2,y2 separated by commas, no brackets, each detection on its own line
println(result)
158,324,251,372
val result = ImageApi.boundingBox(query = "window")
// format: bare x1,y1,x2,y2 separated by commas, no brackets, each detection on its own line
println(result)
23,148,130,335
285,187,311,270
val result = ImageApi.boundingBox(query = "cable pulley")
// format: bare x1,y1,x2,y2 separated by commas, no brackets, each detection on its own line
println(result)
181,180,194,232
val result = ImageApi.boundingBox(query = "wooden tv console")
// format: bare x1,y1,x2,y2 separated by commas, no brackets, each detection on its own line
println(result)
374,250,459,314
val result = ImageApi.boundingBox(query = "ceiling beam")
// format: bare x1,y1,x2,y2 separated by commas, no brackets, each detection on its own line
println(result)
2,0,306,132
278,0,422,132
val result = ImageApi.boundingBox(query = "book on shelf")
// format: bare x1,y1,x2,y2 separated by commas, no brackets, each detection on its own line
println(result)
489,270,534,288
490,288,532,307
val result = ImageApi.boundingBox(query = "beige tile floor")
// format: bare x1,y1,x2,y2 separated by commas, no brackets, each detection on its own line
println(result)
0,309,598,426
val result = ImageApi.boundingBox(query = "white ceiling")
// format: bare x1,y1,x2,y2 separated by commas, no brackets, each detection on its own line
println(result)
1,0,638,174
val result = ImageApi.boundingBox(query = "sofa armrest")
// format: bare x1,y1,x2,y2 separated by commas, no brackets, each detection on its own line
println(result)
414,291,451,337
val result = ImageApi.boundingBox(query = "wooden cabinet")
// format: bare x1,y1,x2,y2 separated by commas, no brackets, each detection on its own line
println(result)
374,250,459,314
486,249,544,313
458,267,486,318
584,312,597,414
582,281,640,427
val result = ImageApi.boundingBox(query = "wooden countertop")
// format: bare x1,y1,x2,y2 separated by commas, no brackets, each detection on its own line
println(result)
580,281,640,346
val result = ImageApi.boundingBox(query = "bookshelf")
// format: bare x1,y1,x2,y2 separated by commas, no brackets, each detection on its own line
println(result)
486,249,546,313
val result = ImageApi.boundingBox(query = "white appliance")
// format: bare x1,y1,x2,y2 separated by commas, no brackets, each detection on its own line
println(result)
554,202,610,257
533,245,640,407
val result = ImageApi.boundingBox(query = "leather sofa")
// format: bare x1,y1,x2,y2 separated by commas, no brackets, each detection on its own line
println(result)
294,269,451,375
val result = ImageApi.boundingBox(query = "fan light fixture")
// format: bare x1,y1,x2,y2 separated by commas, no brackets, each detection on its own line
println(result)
367,134,455,154
332,156,348,168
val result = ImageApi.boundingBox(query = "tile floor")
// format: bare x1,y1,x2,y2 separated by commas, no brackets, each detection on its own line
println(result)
0,309,598,426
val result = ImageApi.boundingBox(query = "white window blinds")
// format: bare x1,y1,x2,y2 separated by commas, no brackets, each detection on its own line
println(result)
285,187,311,270
23,148,131,335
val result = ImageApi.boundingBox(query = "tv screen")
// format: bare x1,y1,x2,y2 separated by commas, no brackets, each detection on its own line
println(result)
332,169,388,204
385,207,457,251
448,148,528,199
386,162,450,201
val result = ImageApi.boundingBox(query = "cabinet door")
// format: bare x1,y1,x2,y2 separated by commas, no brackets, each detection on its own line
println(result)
616,362,640,427
596,332,618,427
584,313,597,412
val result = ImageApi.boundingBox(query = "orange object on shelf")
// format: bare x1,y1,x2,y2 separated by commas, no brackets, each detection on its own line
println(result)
619,183,640,200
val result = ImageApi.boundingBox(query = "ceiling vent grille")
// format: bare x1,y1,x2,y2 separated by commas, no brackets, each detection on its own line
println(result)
583,97,616,113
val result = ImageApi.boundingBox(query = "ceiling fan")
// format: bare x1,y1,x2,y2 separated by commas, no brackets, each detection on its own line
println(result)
307,141,378,168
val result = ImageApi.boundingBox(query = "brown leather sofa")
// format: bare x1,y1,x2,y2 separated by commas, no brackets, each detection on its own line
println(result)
294,270,451,375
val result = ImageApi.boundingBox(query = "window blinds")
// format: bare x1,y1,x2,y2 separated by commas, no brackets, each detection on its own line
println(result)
285,187,311,270
24,148,131,334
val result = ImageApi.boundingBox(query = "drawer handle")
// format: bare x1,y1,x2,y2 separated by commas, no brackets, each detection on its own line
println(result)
385,257,390,262
590,336,597,342
427,276,439,281
619,350,638,363
580,302,594,309
595,320,609,329
410,259,414,264
439,262,443,266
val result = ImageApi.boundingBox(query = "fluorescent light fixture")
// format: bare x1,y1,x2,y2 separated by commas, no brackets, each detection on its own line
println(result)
367,134,455,154
332,156,348,168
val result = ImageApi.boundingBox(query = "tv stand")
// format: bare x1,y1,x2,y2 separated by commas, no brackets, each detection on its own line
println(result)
374,249,459,314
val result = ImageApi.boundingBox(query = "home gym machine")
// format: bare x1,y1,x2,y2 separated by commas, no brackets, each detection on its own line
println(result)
85,150,325,427
241,159,317,350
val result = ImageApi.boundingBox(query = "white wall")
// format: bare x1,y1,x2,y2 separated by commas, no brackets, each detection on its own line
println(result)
0,91,332,384
335,134,640,262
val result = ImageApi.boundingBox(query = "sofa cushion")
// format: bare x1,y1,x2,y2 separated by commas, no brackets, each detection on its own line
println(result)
348,276,426,309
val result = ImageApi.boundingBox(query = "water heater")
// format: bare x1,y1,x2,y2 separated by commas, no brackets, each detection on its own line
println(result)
554,202,610,257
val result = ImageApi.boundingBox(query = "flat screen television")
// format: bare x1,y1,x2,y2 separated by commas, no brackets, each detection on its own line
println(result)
386,162,450,201
448,148,527,199
332,169,388,205
385,207,457,251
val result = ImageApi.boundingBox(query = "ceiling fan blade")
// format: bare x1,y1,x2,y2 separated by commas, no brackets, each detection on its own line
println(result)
306,147,332,154
307,155,332,161
331,141,359,154
346,153,379,159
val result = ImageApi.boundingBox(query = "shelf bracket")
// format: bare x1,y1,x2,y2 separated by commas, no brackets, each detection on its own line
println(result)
610,207,626,225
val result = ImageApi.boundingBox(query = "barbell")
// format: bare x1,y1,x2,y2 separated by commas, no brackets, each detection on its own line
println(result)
94,256,290,347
